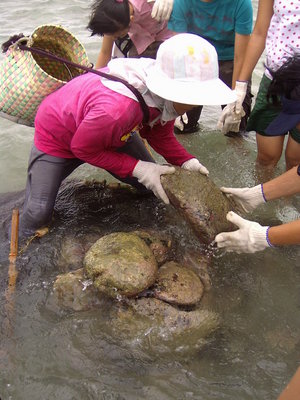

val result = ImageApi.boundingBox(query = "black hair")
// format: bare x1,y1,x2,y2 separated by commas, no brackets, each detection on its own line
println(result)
87,0,130,36
2,33,25,53
267,55,300,105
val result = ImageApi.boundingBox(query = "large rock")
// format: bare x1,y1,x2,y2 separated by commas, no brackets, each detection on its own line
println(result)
153,261,204,306
52,233,210,311
161,168,239,244
50,228,219,350
83,232,158,298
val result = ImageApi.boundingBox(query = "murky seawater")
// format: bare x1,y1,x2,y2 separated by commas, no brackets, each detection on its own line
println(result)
0,1,300,399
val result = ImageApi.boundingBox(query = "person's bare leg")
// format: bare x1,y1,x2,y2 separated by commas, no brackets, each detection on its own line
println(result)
256,133,285,165
255,133,285,181
285,135,300,170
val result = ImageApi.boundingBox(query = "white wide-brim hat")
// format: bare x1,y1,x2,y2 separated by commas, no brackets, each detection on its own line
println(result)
146,34,237,106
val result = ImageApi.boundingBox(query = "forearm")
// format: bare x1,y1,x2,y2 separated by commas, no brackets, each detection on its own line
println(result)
95,36,114,69
238,34,266,81
263,166,300,201
143,121,193,165
232,34,251,87
238,0,273,81
278,367,300,400
95,50,111,69
268,220,300,246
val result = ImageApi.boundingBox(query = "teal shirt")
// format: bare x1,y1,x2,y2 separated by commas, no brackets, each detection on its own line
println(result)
168,0,253,60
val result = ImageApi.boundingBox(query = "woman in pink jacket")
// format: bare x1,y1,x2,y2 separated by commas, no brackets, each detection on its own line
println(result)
19,34,236,237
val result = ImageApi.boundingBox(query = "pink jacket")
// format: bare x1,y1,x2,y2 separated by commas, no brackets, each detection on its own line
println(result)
129,0,174,54
34,72,194,178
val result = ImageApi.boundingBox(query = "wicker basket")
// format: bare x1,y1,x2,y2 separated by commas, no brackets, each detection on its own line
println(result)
0,25,90,127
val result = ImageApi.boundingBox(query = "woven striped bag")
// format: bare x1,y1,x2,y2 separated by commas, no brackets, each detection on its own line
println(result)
0,24,90,127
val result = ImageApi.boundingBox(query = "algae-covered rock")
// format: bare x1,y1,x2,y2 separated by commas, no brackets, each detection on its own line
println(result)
153,261,204,306
133,230,173,266
83,232,158,298
161,168,240,244
53,268,100,311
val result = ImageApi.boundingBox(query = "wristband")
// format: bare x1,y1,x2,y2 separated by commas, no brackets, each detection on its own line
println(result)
297,165,300,176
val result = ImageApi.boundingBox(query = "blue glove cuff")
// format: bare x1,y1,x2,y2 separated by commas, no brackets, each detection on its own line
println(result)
261,184,267,203
266,226,274,247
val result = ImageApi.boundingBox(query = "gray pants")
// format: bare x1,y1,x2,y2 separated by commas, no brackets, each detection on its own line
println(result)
20,132,155,237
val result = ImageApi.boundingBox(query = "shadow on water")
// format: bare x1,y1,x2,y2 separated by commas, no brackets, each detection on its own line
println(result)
0,174,299,400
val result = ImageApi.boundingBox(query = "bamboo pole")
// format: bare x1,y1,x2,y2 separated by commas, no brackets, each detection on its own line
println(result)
8,208,19,289
9,209,19,258
3,208,19,335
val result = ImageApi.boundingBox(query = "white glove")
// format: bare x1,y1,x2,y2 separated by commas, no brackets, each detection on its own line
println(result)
234,81,248,114
132,160,175,204
220,184,266,213
220,184,267,212
215,211,272,254
217,104,245,134
149,0,174,21
181,158,209,176
217,81,247,135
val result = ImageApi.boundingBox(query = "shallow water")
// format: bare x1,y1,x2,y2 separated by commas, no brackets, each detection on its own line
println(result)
0,1,300,399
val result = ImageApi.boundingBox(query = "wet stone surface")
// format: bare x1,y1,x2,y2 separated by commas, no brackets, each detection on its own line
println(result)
153,261,204,306
83,232,158,298
53,268,100,312
112,297,220,348
51,226,218,344
161,168,240,244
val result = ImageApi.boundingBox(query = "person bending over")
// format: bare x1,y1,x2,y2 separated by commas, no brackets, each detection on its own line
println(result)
19,34,236,238
87,0,175,69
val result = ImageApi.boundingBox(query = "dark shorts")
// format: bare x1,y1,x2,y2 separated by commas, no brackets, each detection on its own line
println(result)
246,74,300,143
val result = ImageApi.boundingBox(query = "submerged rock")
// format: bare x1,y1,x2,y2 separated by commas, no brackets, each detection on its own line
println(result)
53,268,100,311
51,229,218,347
50,269,220,350
161,168,240,244
57,233,99,271
42,181,221,349
153,261,204,306
83,232,158,298
112,297,220,349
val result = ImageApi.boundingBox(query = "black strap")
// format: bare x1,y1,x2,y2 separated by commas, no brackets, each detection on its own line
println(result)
115,35,133,57
18,43,150,124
